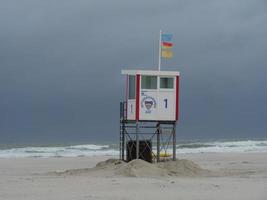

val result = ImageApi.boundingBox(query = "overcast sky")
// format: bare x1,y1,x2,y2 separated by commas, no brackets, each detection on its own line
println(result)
1,0,267,144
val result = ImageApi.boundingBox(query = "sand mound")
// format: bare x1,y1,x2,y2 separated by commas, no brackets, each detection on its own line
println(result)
114,159,208,177
156,159,208,176
48,158,209,177
115,159,168,177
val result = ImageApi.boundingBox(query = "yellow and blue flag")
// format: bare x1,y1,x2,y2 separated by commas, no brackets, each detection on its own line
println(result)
161,33,173,58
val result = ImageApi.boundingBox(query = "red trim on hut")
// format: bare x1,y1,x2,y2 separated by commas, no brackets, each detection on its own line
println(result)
136,74,140,121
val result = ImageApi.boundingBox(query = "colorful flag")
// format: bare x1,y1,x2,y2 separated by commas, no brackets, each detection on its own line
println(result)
161,33,173,59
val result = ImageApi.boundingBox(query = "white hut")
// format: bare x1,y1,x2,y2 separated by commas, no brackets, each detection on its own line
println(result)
121,70,180,122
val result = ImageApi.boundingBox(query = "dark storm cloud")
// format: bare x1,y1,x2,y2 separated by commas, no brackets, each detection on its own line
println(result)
0,0,267,144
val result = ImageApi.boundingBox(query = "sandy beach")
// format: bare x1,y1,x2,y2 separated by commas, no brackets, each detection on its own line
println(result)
0,152,266,200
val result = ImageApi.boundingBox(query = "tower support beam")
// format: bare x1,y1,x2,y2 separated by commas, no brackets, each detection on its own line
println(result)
120,105,177,163
173,122,176,161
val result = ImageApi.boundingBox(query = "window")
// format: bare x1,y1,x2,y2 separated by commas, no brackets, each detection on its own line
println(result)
128,75,136,99
160,77,174,89
141,75,157,89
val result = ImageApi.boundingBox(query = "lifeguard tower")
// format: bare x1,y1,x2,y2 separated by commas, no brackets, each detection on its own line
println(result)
120,69,180,162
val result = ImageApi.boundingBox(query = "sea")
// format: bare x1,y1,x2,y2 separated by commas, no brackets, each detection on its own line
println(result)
0,139,267,158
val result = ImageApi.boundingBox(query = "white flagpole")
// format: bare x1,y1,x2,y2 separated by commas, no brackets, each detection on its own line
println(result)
158,30,162,71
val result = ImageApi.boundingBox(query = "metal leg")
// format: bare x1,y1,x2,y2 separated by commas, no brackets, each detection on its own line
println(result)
156,123,160,162
173,122,176,161
136,122,139,159
122,122,125,161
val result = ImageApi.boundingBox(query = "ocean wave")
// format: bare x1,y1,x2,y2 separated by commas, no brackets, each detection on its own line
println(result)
66,144,110,151
176,140,267,153
0,144,118,158
177,144,214,149
0,140,266,158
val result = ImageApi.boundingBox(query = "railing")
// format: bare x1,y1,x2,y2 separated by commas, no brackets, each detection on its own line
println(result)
119,101,127,160
120,101,127,121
